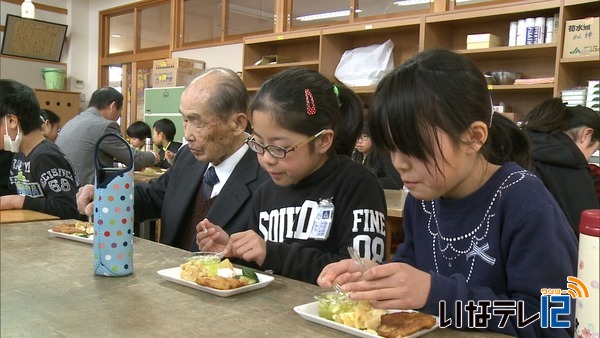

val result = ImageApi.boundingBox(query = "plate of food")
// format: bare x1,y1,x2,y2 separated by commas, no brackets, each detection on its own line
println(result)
48,221,94,244
294,298,439,338
157,254,274,297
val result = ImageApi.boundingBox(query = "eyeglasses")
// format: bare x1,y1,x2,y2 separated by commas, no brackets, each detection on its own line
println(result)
357,134,369,141
246,129,326,159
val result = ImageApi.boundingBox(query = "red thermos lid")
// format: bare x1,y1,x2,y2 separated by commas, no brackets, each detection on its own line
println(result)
579,209,600,237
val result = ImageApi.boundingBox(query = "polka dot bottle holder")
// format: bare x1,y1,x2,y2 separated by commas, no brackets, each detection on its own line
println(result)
93,133,134,276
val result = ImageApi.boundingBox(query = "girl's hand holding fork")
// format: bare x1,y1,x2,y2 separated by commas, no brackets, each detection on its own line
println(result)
320,261,431,310
318,258,376,289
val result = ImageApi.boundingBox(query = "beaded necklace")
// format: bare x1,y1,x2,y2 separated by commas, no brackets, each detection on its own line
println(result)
425,170,529,283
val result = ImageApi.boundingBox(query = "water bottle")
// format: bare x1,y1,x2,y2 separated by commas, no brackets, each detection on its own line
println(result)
145,138,152,152
93,133,134,276
575,209,599,337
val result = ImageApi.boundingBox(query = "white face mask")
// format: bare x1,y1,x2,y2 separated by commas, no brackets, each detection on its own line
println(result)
4,117,23,153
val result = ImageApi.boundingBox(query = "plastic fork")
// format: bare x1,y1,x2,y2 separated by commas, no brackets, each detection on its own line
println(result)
333,283,344,293
331,247,365,294
347,246,367,268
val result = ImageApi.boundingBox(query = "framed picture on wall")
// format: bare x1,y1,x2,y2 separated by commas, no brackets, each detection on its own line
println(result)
1,14,68,62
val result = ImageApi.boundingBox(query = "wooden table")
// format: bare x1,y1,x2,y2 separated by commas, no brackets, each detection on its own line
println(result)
384,189,407,261
134,169,166,183
1,219,510,337
0,209,59,224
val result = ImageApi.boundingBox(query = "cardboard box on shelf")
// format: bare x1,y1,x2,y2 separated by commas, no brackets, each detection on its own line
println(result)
562,17,599,58
152,68,202,88
153,57,206,71
466,33,503,49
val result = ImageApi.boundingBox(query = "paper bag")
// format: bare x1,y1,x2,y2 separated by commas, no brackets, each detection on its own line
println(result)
334,39,394,87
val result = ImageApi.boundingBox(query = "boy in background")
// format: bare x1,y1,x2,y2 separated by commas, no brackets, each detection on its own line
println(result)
126,121,152,151
152,118,182,168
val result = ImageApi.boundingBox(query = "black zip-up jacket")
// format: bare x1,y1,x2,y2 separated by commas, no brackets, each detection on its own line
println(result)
524,129,599,235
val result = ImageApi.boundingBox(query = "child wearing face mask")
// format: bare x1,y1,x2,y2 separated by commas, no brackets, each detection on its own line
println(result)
0,79,81,219
197,68,387,284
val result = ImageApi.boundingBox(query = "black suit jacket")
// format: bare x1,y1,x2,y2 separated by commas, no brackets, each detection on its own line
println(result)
154,141,183,169
134,144,269,251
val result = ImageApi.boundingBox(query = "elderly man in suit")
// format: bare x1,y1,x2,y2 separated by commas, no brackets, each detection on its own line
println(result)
56,87,157,185
77,68,269,251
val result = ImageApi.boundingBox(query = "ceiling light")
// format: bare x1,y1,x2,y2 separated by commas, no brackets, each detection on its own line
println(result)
111,34,122,38
296,9,362,22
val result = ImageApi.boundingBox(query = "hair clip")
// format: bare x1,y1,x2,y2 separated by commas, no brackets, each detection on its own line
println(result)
333,85,341,108
488,95,494,127
305,88,316,116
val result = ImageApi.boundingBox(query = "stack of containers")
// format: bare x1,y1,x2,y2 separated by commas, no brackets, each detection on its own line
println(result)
562,87,588,107
587,80,600,112
561,80,599,111
510,13,559,46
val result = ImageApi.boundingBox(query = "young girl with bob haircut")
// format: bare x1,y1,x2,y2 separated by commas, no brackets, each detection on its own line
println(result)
197,68,387,284
40,109,61,143
318,49,577,337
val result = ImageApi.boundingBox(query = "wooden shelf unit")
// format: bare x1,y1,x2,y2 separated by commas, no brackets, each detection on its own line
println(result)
556,0,600,94
320,17,422,84
243,30,321,91
35,89,81,125
242,0,599,120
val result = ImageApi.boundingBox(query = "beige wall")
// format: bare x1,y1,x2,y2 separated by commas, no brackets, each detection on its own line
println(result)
0,0,70,89
173,43,243,74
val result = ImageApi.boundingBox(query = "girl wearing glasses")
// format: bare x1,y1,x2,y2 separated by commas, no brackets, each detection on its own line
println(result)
197,68,387,284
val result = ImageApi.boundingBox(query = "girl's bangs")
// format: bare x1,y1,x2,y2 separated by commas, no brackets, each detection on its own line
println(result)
370,72,434,162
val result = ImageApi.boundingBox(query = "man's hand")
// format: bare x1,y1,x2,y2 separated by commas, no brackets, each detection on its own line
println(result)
76,184,94,216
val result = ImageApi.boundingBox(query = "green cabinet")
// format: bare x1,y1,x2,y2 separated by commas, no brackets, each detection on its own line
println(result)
144,87,185,143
